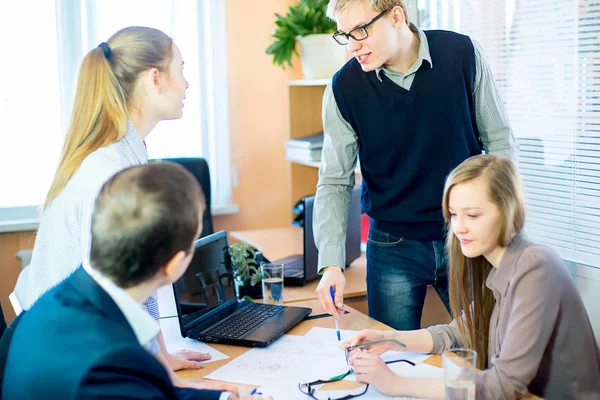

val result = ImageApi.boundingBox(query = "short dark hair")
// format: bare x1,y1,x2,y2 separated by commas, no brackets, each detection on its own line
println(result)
90,162,205,288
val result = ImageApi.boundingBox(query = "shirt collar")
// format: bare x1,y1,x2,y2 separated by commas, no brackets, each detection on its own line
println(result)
123,121,148,164
486,233,530,295
83,260,159,346
375,23,433,81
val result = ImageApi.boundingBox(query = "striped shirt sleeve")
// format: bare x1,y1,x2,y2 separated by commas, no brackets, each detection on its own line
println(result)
472,39,520,162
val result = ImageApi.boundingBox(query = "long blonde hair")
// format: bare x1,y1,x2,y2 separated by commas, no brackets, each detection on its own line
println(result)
44,26,173,209
442,155,525,369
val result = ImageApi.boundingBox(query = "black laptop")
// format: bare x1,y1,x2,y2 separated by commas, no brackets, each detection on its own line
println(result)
172,231,312,347
278,185,362,286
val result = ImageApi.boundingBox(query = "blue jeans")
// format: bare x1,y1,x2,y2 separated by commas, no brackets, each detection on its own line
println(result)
366,226,451,330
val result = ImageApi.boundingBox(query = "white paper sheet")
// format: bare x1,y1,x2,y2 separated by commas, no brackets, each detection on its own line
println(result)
303,327,431,366
205,327,438,399
157,284,177,318
302,326,360,343
345,359,443,383
159,317,229,363
257,364,442,400
204,334,348,386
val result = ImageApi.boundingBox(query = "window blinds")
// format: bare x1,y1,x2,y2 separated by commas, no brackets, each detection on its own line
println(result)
418,0,600,268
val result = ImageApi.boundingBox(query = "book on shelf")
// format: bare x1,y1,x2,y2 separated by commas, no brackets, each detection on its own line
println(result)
286,146,322,162
286,132,324,149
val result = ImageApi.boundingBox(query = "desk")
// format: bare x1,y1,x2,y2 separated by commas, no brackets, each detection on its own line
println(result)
175,299,541,399
229,228,367,310
176,299,428,388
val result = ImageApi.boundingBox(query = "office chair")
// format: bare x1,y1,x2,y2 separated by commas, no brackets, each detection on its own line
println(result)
0,304,6,339
15,249,32,271
150,157,214,238
0,304,24,396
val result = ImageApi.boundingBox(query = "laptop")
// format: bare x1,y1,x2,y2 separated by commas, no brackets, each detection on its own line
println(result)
278,185,362,286
172,230,312,347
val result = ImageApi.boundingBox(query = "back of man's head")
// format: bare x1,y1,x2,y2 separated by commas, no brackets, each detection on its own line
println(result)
90,162,205,288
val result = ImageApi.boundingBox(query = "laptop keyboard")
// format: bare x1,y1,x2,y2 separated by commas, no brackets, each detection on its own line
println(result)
200,303,285,339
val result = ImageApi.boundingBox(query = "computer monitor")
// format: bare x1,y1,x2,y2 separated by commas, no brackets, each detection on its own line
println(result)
282,185,361,286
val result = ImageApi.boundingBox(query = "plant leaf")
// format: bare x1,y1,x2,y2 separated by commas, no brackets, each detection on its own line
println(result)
265,0,336,68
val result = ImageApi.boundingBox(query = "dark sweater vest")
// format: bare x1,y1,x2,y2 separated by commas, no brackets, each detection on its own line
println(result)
332,30,482,241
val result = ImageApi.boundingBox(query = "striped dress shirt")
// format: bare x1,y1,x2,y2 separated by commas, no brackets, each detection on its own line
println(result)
315,24,520,272
14,121,160,353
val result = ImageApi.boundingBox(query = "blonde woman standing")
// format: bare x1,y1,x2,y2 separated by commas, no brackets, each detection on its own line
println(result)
344,155,600,399
14,27,212,385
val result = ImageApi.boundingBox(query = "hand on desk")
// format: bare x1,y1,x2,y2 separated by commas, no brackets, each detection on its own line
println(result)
167,349,212,371
230,388,274,400
316,266,346,319
178,379,240,393
348,350,401,397
228,394,273,400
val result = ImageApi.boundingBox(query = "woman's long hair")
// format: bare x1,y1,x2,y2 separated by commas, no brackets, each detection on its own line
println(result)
44,27,173,209
442,155,525,369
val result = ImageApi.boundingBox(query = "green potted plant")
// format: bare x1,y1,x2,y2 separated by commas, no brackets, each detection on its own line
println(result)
228,242,263,299
265,0,346,79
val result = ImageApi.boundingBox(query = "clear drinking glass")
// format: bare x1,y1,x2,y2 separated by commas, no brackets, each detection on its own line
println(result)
443,348,477,400
260,263,284,305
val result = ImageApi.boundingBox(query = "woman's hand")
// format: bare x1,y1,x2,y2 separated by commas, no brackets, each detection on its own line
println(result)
341,329,397,355
349,351,403,397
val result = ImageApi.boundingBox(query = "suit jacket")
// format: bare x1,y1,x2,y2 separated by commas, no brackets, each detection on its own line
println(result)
2,268,223,400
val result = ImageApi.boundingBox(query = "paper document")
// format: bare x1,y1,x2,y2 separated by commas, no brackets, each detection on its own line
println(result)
157,284,177,318
257,364,442,400
205,334,348,386
159,317,229,363
304,327,431,366
205,327,439,399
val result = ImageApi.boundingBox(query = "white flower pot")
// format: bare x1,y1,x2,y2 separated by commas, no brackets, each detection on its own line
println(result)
297,34,347,79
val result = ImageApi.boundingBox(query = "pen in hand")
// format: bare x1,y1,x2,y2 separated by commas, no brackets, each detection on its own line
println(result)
329,285,341,341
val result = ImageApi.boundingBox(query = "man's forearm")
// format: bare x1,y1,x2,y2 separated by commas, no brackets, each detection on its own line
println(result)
314,183,354,273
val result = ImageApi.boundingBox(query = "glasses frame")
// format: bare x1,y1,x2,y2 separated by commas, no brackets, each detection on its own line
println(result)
344,338,407,366
297,358,415,400
332,8,391,45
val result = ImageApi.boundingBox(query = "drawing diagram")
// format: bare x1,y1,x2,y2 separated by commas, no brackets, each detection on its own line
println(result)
205,328,441,399
205,334,348,386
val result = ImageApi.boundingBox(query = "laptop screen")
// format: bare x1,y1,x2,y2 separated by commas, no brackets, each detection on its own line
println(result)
173,231,236,329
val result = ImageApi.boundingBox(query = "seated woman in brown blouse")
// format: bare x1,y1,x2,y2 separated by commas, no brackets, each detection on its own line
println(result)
344,154,600,399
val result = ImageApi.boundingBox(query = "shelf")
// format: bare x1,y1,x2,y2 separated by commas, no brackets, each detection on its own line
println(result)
287,157,321,168
287,157,361,174
288,78,330,87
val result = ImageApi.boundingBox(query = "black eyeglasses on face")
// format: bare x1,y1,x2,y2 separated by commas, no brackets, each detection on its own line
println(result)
297,359,415,399
332,8,391,45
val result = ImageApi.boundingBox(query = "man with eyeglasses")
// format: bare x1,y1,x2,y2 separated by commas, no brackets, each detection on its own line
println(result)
314,0,518,331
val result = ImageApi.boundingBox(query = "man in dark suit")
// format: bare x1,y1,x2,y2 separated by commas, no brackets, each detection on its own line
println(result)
2,162,267,400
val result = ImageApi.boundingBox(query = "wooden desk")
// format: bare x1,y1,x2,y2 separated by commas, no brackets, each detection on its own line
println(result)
229,228,367,307
176,299,541,399
176,299,433,392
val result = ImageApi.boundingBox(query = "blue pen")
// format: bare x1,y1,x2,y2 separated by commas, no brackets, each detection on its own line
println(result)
250,388,262,395
329,285,341,341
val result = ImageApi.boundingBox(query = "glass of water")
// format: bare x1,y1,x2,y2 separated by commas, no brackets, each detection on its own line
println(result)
442,348,477,400
260,263,284,305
